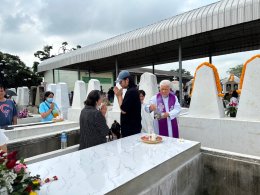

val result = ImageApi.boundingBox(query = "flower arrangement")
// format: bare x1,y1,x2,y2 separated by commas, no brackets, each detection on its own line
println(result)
17,108,29,118
226,102,238,117
0,150,58,195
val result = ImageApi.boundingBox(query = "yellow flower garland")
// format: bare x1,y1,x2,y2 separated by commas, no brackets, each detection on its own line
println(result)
191,62,223,97
238,54,260,94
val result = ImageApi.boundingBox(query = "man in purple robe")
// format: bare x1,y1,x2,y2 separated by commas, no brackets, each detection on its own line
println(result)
145,80,181,138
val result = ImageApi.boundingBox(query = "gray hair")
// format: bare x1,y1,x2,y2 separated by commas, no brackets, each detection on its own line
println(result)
159,80,172,88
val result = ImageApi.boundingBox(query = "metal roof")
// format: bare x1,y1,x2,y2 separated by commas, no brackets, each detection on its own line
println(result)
38,0,260,72
128,68,193,79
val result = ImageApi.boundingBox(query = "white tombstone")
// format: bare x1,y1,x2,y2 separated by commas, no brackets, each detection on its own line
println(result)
68,81,87,122
112,94,121,112
55,82,70,119
171,80,180,91
86,79,101,97
35,86,44,106
189,65,224,118
22,87,29,106
107,85,127,128
138,72,158,104
237,57,260,120
46,84,57,98
16,87,23,106
16,87,29,106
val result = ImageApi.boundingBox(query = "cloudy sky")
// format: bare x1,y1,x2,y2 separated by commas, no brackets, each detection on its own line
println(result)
0,0,259,78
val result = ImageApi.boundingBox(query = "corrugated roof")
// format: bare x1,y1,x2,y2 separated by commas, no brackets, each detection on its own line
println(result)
38,0,260,72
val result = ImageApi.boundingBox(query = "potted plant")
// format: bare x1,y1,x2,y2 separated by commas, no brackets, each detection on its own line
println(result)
226,102,238,117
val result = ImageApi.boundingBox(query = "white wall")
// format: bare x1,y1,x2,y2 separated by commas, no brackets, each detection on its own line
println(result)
44,70,113,92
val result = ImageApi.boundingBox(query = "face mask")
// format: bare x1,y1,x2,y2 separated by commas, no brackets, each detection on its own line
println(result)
47,98,53,103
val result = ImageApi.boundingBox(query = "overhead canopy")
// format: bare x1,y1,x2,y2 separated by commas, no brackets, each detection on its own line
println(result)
38,0,260,73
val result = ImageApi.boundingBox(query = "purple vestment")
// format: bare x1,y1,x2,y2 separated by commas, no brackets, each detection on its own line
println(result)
156,93,179,138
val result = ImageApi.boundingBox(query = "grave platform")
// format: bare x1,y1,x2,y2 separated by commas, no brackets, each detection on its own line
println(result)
28,133,200,195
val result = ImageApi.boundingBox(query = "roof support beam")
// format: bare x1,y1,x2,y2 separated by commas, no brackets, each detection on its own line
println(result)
77,66,80,80
52,69,55,83
115,57,119,76
88,67,91,79
178,41,183,106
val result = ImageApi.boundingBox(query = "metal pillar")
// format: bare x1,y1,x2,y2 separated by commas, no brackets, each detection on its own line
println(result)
178,41,183,106
77,66,80,80
57,70,60,82
88,67,91,79
115,57,119,76
152,63,155,74
52,69,55,83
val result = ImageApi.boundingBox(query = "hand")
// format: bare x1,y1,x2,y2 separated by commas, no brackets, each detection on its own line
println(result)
149,104,157,111
100,104,107,116
50,103,54,110
113,86,123,97
161,112,169,118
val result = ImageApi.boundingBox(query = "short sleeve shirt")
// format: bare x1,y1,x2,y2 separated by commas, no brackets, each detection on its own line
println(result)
39,101,59,122
0,99,17,128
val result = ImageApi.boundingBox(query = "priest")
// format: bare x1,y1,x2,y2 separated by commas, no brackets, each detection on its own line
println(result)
145,80,181,138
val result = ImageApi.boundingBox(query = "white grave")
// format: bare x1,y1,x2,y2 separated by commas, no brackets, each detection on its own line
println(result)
237,57,260,120
35,86,44,106
46,84,57,98
138,72,158,104
16,87,29,106
171,80,181,92
189,65,224,118
107,84,127,128
16,87,23,106
86,79,101,96
138,72,158,132
55,82,70,119
68,81,87,122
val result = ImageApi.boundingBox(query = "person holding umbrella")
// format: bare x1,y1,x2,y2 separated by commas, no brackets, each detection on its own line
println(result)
0,83,17,129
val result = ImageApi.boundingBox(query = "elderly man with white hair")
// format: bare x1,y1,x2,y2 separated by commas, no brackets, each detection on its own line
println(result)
145,80,181,138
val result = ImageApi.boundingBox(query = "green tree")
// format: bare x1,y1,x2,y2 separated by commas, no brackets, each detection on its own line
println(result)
226,64,243,77
34,45,54,61
0,52,42,88
32,61,39,73
59,42,81,53
72,45,82,50
171,68,191,76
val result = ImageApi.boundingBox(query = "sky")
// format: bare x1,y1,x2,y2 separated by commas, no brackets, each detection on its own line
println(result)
0,0,259,79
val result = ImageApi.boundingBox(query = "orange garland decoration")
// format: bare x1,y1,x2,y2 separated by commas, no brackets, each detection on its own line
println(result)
238,54,260,94
191,62,223,97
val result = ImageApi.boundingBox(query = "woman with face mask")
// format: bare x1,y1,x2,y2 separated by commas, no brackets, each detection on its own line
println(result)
39,91,60,122
79,90,110,149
